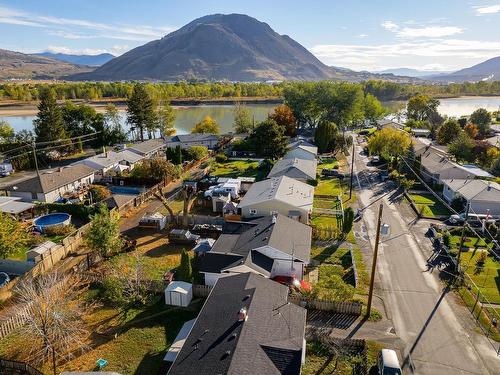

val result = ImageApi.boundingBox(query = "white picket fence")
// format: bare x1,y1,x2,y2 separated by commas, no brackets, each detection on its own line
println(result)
0,303,32,340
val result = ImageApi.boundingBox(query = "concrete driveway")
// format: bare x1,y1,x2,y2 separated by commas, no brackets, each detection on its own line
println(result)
351,135,498,374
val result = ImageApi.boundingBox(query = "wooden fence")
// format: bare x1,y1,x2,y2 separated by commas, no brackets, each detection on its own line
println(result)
193,284,212,298
0,303,32,340
288,295,362,315
0,358,43,375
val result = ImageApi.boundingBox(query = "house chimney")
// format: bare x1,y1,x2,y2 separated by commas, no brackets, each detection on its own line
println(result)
271,213,277,224
238,307,248,322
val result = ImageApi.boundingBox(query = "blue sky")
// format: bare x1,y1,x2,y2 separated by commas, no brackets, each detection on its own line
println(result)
1,0,500,71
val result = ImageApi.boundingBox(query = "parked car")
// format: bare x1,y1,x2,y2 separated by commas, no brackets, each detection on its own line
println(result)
321,168,345,180
378,349,402,375
169,229,200,245
448,213,497,226
0,272,10,288
354,209,364,222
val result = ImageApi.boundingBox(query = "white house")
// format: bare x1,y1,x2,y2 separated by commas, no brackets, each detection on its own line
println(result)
284,144,318,161
75,149,143,181
237,176,314,224
442,179,500,216
164,134,219,150
196,214,312,286
5,164,95,203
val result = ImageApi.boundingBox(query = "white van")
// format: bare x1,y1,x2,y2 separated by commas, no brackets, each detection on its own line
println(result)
449,213,497,225
378,349,402,375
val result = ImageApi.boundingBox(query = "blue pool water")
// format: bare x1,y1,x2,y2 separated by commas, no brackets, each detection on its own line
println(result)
109,186,145,195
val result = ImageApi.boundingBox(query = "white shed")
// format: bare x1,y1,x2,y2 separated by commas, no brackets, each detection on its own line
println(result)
139,212,167,230
27,241,58,263
165,281,193,307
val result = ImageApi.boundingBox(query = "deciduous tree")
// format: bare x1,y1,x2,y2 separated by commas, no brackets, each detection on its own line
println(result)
448,132,475,163
368,127,411,160
436,119,462,145
0,120,14,143
191,115,220,134
470,108,491,136
233,102,253,133
131,157,181,181
157,102,176,137
268,104,297,136
247,119,288,159
85,205,123,258
0,212,30,259
464,123,479,139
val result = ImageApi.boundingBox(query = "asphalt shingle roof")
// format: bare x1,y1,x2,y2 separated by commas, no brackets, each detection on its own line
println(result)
443,179,500,202
238,176,314,212
268,158,317,181
128,139,166,155
196,215,311,275
5,164,95,194
167,273,306,375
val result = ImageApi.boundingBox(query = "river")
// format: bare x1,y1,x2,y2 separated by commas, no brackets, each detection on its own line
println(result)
1,96,500,134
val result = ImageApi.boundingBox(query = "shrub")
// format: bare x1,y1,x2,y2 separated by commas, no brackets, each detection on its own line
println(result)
89,184,111,203
177,250,193,282
215,153,228,163
186,145,208,161
43,224,76,237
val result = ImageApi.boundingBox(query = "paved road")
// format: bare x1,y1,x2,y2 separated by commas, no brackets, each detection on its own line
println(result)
351,136,498,374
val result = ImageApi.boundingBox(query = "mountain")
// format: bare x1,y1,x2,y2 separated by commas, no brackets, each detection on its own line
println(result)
431,56,500,82
0,49,92,80
71,14,384,82
34,52,115,66
374,68,451,78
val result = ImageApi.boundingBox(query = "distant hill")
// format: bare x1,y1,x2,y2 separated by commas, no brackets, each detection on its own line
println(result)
374,68,451,78
0,49,92,80
431,56,500,82
34,52,115,66
70,14,416,83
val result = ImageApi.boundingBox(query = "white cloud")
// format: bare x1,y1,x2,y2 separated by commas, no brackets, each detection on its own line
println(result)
381,21,398,31
358,34,368,38
474,4,500,15
309,38,500,71
397,26,463,38
0,5,176,42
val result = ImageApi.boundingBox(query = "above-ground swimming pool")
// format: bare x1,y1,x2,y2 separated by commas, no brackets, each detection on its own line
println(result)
109,186,146,195
34,213,71,233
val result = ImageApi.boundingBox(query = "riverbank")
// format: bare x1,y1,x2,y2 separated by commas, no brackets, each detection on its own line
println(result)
0,97,283,116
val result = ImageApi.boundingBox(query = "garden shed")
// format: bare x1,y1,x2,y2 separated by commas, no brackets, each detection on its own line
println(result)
139,212,167,230
165,281,193,307
27,241,59,263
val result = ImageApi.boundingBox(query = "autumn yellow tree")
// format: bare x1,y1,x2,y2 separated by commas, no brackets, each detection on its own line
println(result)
368,128,411,160
464,123,479,139
191,116,220,134
268,104,297,136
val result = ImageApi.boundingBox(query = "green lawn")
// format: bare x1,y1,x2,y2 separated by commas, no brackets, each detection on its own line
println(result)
407,193,451,217
450,235,488,250
460,251,500,304
210,160,262,179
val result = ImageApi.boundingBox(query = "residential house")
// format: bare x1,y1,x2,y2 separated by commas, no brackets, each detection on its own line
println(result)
164,134,219,150
415,143,492,184
442,179,500,215
4,164,95,203
76,149,143,181
166,272,307,375
196,214,312,286
284,144,318,161
288,136,315,150
0,196,34,218
237,176,314,224
128,138,166,158
267,158,317,182
377,118,404,130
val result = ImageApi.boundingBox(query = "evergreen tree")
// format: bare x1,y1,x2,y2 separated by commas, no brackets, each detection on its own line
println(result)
127,83,158,141
33,88,68,145
177,250,192,282
342,207,354,234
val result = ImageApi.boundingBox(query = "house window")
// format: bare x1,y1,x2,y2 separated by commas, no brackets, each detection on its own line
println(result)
249,209,257,215
31,192,37,200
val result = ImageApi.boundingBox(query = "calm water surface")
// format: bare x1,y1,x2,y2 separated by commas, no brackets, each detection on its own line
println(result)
1,104,277,134
2,96,500,133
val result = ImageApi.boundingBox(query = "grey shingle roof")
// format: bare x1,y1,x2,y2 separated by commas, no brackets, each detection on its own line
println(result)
238,176,314,211
5,164,95,194
443,179,500,201
167,272,306,375
128,139,166,155
197,215,311,275
268,158,317,181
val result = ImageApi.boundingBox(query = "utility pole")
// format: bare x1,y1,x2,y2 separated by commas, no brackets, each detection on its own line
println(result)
349,141,355,200
456,203,470,272
366,203,383,318
32,140,40,178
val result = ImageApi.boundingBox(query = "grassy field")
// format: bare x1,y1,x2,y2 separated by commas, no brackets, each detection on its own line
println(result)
460,251,500,304
210,160,263,179
0,297,202,375
407,193,451,217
